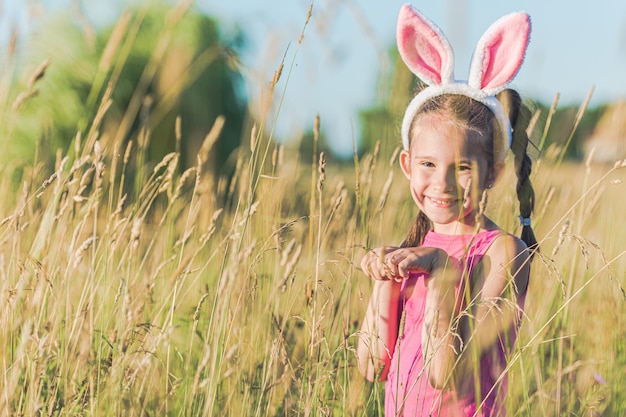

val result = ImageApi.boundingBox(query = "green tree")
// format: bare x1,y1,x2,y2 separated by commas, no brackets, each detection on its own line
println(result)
358,49,415,158
3,2,246,178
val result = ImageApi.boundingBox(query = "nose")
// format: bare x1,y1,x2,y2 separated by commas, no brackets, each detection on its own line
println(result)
433,166,457,193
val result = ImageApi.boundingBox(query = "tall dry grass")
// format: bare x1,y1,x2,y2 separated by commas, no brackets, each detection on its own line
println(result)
1,3,625,417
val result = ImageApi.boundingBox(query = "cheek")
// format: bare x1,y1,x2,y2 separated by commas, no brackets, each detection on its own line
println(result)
460,167,488,191
457,173,473,189
409,170,429,188
407,173,426,202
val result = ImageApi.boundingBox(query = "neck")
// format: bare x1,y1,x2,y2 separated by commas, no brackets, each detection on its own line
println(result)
432,214,496,235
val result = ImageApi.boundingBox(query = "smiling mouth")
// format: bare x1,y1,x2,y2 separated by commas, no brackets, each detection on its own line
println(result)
427,196,459,207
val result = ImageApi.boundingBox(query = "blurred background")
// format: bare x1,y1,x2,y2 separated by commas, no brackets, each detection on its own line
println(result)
2,0,626,171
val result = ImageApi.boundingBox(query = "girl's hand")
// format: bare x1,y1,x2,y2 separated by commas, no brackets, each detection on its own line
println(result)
361,246,401,281
384,247,456,284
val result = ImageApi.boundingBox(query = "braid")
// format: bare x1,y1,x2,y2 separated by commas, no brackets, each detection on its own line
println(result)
401,211,431,248
498,89,539,257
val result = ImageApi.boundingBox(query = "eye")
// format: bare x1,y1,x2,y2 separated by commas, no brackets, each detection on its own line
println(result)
420,161,435,168
458,164,471,172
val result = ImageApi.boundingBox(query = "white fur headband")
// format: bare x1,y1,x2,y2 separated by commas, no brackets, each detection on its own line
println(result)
397,4,531,161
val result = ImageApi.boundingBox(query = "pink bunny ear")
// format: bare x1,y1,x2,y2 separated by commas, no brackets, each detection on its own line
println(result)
468,12,531,94
396,4,454,86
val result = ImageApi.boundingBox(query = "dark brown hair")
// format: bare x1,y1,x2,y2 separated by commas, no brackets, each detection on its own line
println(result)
400,90,538,256
498,89,538,255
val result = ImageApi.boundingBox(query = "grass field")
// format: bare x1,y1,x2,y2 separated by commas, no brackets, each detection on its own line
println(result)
1,115,624,416
1,4,625,417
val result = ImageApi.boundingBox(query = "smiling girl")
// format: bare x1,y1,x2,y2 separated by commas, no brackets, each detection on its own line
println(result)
357,5,537,416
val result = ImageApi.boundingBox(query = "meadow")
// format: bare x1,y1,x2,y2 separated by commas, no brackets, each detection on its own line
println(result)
2,104,625,416
1,3,626,417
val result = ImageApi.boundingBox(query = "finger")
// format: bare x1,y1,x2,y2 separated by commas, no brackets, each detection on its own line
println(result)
397,255,419,278
376,258,390,281
396,262,408,279
366,261,381,281
371,263,387,281
362,257,382,281
384,253,400,278
401,255,431,278
361,250,379,272
363,247,403,281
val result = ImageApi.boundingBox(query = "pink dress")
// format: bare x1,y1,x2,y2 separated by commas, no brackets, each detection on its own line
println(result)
384,229,526,417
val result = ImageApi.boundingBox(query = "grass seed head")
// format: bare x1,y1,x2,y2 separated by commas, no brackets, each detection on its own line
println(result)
317,152,326,193
552,219,571,258
298,3,313,45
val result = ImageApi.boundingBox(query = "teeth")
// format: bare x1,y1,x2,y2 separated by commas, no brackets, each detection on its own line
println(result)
430,197,454,205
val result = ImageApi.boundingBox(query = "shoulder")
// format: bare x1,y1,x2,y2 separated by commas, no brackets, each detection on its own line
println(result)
483,232,530,295
488,232,528,258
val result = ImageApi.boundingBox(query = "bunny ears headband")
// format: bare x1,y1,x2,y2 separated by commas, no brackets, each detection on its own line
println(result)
397,4,531,160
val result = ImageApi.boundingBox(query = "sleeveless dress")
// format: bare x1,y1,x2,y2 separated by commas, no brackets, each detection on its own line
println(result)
384,229,526,417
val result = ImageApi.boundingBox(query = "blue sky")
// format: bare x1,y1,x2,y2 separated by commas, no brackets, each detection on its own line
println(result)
5,0,626,156
201,0,626,155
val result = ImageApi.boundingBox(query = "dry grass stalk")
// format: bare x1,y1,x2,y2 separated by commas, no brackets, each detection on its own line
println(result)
556,86,594,166
28,58,51,88
280,238,297,268
69,234,97,269
389,145,401,166
198,116,225,165
552,219,570,258
123,140,133,165
271,63,283,87
173,167,196,201
317,152,326,193
539,92,560,150
298,3,314,45
279,243,302,291
12,89,39,111
326,182,347,228
99,10,132,71
11,58,51,110
278,145,284,167
271,146,278,169
250,123,258,152
376,171,394,212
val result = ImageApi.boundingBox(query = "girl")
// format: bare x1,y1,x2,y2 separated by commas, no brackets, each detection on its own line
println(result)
357,5,537,417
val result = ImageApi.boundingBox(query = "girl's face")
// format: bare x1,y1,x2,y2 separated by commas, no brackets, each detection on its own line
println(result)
399,111,496,235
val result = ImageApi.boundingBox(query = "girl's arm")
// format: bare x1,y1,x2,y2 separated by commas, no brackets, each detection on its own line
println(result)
357,247,403,381
422,234,530,389
380,246,459,387
420,257,462,389
356,279,402,381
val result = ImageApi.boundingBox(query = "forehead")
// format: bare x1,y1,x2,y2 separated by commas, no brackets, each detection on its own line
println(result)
410,112,487,157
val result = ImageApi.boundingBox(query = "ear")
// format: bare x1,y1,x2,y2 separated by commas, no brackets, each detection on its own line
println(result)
396,4,455,86
468,12,531,95
399,149,412,179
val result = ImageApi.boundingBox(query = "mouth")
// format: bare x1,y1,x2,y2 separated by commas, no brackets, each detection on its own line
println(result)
427,196,459,208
